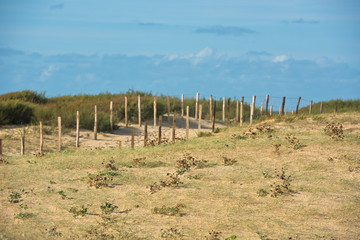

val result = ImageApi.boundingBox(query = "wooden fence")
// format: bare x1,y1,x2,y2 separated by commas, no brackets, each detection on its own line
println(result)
0,93,337,156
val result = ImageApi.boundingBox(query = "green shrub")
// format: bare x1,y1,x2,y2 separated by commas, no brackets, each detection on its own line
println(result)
0,101,35,125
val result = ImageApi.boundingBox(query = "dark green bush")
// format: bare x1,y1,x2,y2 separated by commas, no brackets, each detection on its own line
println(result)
0,101,35,125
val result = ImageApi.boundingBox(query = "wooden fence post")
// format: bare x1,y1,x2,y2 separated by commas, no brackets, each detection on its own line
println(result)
158,115,162,144
222,97,225,122
144,120,148,147
94,106,97,140
198,104,202,132
270,106,273,116
292,110,294,115
250,96,256,124
118,140,122,149
240,97,244,126
181,94,184,118
320,103,323,114
21,127,25,155
186,106,189,139
131,130,135,149
212,100,216,131
172,111,176,142
40,121,43,155
296,97,301,115
285,108,287,116
236,100,239,122
334,106,338,114
138,95,141,127
281,97,286,115
76,111,80,148
209,95,213,121
227,98,230,127
260,103,263,117
309,100,313,114
110,101,113,133
195,92,199,120
58,116,62,151
279,106,282,116
125,96,128,127
265,94,269,115
154,97,157,127
167,96,170,123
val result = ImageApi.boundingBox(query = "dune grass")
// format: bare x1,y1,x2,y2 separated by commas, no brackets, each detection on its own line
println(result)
0,112,359,239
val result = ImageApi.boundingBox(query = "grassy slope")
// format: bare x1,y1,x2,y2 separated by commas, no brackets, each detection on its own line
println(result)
0,113,359,240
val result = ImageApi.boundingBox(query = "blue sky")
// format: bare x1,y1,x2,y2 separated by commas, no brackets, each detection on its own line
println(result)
0,0,359,107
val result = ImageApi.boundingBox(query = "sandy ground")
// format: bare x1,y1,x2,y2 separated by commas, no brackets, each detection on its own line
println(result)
0,115,226,156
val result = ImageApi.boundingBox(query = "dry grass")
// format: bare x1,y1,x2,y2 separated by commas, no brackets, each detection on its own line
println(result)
0,112,359,239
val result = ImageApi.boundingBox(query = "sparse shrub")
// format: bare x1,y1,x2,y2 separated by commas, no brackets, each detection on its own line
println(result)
285,134,304,150
9,191,22,203
206,230,222,240
257,189,269,197
270,168,294,197
176,153,207,170
102,157,117,170
213,128,220,133
223,157,237,166
149,172,183,194
88,173,113,188
0,157,9,164
69,205,88,217
133,157,146,167
188,174,202,180
100,201,118,215
160,227,184,239
15,212,35,219
45,226,62,237
57,190,67,199
273,144,281,155
324,122,344,140
152,203,186,216
198,132,212,137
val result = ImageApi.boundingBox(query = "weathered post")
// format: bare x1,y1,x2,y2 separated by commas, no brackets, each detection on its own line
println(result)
158,115,162,144
236,100,239,122
209,95,213,121
222,97,225,122
240,97,244,126
21,127,25,155
320,103,323,114
212,100,216,131
94,106,97,140
181,94,184,118
154,97,157,127
76,111,80,148
172,111,176,142
227,98,230,127
131,130,135,149
138,95,141,127
279,106,282,116
125,96,128,127
270,106,273,116
250,96,256,124
334,106,338,114
58,116,62,151
265,94,269,115
110,101,113,133
118,140,122,149
195,92,199,120
296,97,301,115
285,108,287,116
186,106,189,139
144,120,148,147
260,103,263,117
198,104,202,132
309,100,313,114
281,97,286,115
40,121,43,155
167,96,170,123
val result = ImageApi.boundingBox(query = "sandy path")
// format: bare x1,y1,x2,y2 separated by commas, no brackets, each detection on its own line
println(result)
0,115,226,156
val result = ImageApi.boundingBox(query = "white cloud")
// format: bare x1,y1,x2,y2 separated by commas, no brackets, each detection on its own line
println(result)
166,47,214,65
40,65,58,81
272,55,289,63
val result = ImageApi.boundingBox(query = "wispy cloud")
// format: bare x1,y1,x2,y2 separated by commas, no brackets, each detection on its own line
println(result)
167,47,214,65
50,3,64,10
137,22,163,27
0,47,25,56
282,18,319,24
195,26,256,36
40,65,58,81
247,51,272,56
273,55,289,63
